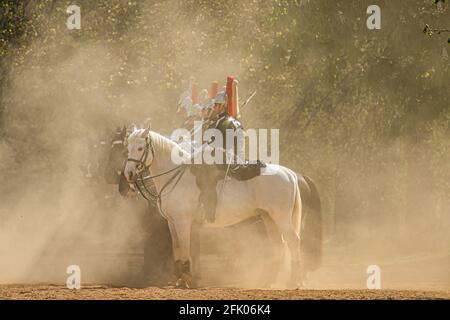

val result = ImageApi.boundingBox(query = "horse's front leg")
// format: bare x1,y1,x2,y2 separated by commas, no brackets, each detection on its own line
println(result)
168,219,195,288
190,219,202,286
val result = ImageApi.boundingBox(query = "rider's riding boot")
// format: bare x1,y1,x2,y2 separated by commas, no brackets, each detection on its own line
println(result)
202,189,217,223
195,165,220,223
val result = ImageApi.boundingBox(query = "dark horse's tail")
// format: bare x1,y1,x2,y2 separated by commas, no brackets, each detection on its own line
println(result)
298,174,323,272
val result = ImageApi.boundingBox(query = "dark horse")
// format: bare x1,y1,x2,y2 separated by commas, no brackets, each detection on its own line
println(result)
104,126,322,286
104,126,174,286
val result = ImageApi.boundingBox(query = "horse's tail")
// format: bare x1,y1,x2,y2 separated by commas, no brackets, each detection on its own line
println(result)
291,173,302,237
300,175,323,272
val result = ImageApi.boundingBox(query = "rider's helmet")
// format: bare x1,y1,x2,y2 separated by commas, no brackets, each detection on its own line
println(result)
177,90,191,112
201,98,215,119
203,98,215,110
187,103,202,118
198,89,209,105
179,95,193,112
214,91,228,107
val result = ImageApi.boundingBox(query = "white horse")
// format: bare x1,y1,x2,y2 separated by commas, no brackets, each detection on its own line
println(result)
124,128,304,287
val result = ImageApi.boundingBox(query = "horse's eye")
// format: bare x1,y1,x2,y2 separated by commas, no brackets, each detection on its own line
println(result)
138,147,143,152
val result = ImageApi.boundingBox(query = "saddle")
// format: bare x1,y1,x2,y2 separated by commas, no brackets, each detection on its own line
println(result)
229,160,266,181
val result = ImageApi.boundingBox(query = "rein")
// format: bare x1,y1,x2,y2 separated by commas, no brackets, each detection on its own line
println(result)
128,133,186,204
135,165,186,203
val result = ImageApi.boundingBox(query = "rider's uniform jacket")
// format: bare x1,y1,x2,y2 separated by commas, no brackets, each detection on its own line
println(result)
209,112,245,165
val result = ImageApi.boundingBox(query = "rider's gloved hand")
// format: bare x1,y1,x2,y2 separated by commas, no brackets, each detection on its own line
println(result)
205,211,215,223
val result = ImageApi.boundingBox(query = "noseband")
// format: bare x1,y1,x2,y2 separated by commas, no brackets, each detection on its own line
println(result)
127,134,155,173
126,133,185,204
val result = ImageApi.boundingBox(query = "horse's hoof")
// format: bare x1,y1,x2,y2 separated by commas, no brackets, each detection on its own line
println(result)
175,273,194,289
175,278,186,288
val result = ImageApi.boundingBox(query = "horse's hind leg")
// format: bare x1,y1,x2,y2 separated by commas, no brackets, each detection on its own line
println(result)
282,229,302,287
260,213,285,288
270,215,302,287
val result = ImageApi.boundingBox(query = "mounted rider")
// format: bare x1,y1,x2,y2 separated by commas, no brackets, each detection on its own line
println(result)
209,90,245,165
192,77,264,223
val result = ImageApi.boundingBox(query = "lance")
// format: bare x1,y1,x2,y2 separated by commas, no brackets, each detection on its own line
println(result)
423,24,450,35
238,91,257,111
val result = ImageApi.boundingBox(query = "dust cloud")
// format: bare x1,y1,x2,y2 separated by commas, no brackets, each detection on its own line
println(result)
0,0,448,289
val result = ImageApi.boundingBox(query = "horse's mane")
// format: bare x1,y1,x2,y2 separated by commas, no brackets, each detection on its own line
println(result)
151,130,190,156
128,128,191,161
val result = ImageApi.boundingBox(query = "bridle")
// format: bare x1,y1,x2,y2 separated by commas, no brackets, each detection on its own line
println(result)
126,134,155,173
126,133,186,204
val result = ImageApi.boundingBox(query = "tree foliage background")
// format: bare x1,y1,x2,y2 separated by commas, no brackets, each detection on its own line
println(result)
0,0,449,257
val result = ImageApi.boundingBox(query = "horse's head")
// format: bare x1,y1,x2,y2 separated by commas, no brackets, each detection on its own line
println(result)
124,127,154,183
104,125,128,184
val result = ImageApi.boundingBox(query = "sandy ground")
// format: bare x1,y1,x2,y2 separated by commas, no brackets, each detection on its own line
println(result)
0,284,449,300
2,245,448,300
1,210,448,300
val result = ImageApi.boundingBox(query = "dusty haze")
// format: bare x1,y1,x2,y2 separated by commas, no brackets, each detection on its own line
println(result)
0,0,449,289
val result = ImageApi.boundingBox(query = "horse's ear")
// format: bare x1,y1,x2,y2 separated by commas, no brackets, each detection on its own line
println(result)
142,128,150,138
144,118,152,130
120,125,127,138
